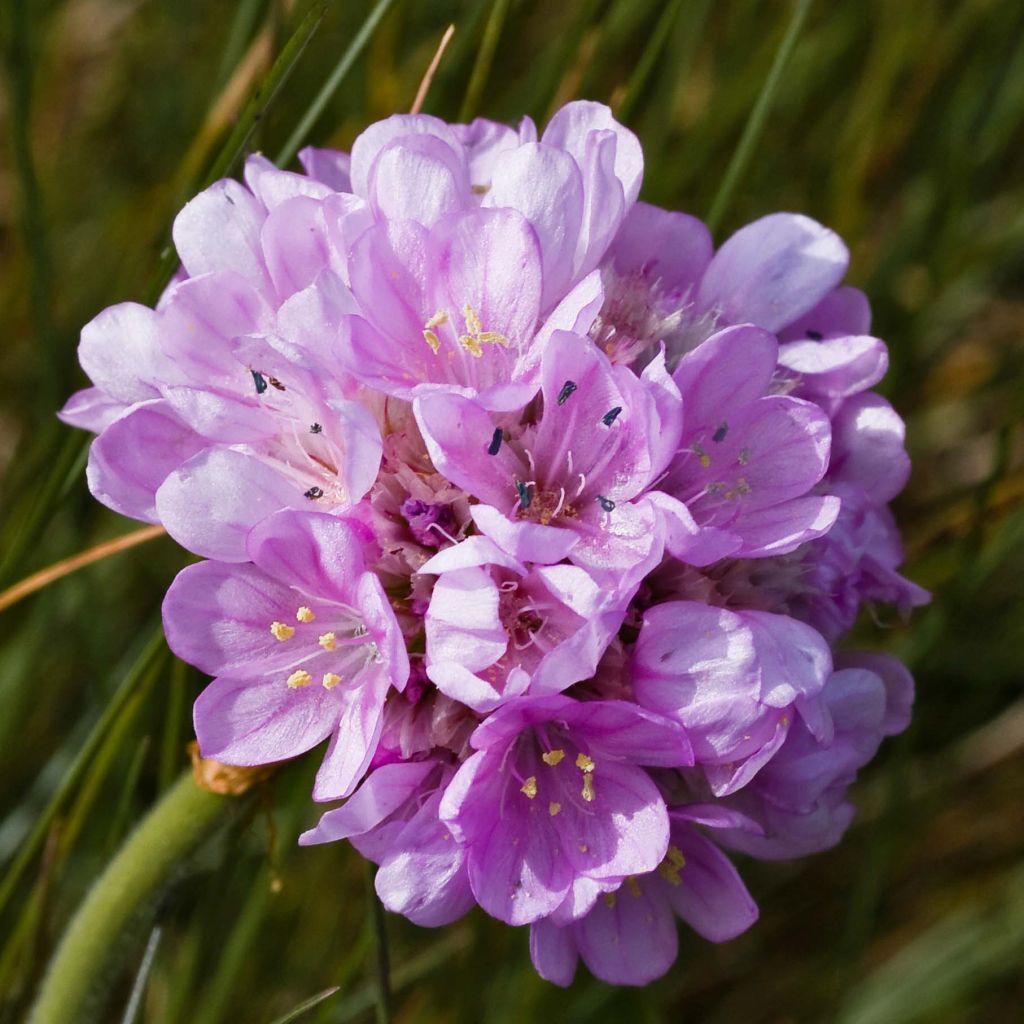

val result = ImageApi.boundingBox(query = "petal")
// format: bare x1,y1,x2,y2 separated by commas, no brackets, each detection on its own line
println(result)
298,146,352,192
260,195,331,300
471,504,579,564
697,213,848,332
348,113,463,197
414,392,519,507
574,876,678,986
172,179,269,286
245,509,367,602
299,760,435,845
779,334,888,399
87,401,205,522
542,100,643,206
730,494,841,557
829,393,909,503
155,448,302,561
58,387,126,432
78,302,167,404
368,134,470,226
425,566,508,673
568,700,693,767
779,284,872,340
666,828,759,942
529,920,578,987
193,674,335,765
243,153,333,206
609,202,713,295
484,142,584,308
313,676,389,800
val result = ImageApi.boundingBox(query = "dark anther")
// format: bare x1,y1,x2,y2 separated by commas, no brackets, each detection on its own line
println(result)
557,380,577,406
268,376,286,391
310,423,323,434
516,479,532,510
806,329,823,341
596,495,616,513
251,370,268,395
488,427,502,456
304,486,324,500
712,423,728,443
602,406,622,426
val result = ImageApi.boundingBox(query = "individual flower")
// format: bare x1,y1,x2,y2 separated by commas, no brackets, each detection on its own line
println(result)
162,510,408,800
653,324,840,565
529,805,759,987
415,329,682,586
420,536,626,712
439,695,693,925
632,601,833,794
714,654,913,859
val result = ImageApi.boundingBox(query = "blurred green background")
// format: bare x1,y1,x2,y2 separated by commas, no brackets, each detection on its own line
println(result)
1,1,1023,1021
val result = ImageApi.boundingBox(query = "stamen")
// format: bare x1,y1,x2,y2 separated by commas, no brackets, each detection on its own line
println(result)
626,877,642,898
659,845,687,886
462,304,483,336
602,406,622,426
322,673,342,689
251,370,268,395
737,447,751,466
487,428,502,456
310,422,323,434
582,774,596,802
515,479,532,511
304,486,324,500
319,632,338,651
423,329,441,353
286,670,313,689
576,752,595,773
268,376,286,392
712,422,729,443
296,607,315,623
691,443,712,469
425,311,449,329
541,749,565,766
548,802,561,816
596,495,616,513
604,892,616,908
270,622,295,641
458,333,483,358
521,776,538,799
477,331,509,347
557,380,577,406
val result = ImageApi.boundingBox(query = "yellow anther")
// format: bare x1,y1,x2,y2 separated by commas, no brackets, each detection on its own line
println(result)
270,622,295,641
737,447,751,466
659,846,687,886
626,876,642,898
318,632,337,651
548,802,561,817
581,774,596,802
691,443,711,469
425,311,449,329
296,606,315,623
423,329,441,353
604,892,616,908
666,845,686,869
541,749,566,767
458,334,483,358
579,844,589,853
322,673,342,690
575,752,595,773
462,304,483,335
521,776,538,799
476,331,509,348
286,670,313,689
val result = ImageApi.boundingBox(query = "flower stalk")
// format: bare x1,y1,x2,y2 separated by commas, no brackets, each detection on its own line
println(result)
29,772,243,1024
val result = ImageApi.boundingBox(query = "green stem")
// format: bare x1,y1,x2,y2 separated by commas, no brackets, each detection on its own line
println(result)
28,773,235,1024
706,0,813,234
363,860,392,1024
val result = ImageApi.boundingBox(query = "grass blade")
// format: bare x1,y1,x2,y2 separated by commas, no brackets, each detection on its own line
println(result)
706,0,813,233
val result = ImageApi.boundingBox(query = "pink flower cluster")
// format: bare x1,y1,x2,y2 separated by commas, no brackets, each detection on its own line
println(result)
62,102,927,986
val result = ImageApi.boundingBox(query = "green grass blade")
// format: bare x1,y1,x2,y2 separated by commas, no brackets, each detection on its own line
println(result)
266,986,341,1024
458,0,512,122
275,0,398,168
706,0,813,233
